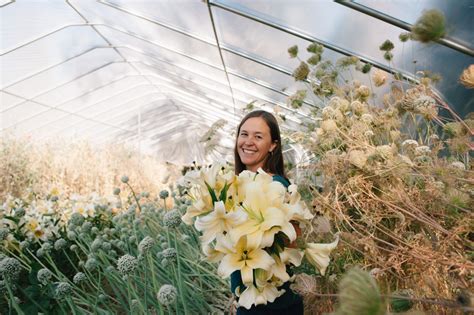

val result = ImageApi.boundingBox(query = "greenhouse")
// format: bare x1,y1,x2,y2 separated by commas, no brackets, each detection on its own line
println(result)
0,0,473,314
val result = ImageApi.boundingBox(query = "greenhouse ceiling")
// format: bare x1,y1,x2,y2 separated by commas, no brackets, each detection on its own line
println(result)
1,0,473,164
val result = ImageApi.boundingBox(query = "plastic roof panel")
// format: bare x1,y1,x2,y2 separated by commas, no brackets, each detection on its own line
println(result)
5,48,123,99
0,1,83,53
102,0,217,43
1,26,107,88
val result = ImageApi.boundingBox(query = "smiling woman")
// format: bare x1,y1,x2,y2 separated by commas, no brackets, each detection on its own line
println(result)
231,110,303,315
234,111,285,177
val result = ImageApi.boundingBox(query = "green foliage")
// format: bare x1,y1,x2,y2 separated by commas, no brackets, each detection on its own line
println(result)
0,181,229,313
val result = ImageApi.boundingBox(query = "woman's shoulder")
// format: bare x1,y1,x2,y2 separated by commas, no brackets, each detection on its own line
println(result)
272,174,290,188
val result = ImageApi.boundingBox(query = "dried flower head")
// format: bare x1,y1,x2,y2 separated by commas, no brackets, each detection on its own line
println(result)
459,64,474,89
379,39,395,51
157,284,178,306
0,258,21,283
117,254,138,275
321,119,338,133
73,272,87,284
372,69,387,87
307,42,323,54
411,9,446,43
350,101,367,116
293,61,310,81
287,90,307,109
415,145,431,156
361,63,372,74
355,86,371,101
138,236,155,254
113,188,121,195
450,161,465,170
348,150,367,169
399,32,411,42
37,268,53,285
120,175,129,183
288,45,298,58
307,54,321,65
336,267,385,315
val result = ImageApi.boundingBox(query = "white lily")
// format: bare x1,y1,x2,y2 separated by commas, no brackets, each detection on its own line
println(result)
305,235,339,276
237,269,285,309
181,196,212,225
216,236,274,285
229,178,296,249
202,243,224,263
194,201,247,244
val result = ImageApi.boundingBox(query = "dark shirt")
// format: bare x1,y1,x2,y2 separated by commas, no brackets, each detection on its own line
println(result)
230,175,303,311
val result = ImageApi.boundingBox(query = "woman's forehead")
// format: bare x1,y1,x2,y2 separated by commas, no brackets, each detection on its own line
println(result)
240,117,270,133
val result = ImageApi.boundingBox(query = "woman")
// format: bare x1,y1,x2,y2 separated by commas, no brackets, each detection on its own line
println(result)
232,110,303,314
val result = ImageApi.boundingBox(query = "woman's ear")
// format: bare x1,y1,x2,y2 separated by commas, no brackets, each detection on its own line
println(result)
270,142,277,153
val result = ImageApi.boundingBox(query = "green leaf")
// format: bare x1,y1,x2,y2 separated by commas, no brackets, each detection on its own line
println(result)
20,302,39,315
204,181,218,205
3,215,19,224
219,182,229,202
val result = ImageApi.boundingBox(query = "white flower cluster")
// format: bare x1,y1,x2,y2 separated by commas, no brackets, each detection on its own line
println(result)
182,164,338,309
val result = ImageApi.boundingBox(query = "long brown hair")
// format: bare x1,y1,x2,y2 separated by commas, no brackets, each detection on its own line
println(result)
234,110,285,177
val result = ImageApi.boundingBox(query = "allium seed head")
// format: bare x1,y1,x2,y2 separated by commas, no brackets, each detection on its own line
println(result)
138,236,155,254
54,239,67,251
37,268,53,285
0,257,22,282
85,258,99,271
54,282,72,299
117,254,138,275
157,284,178,306
163,210,182,229
73,272,86,284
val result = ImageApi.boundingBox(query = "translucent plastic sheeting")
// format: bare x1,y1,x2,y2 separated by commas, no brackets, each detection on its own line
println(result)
101,0,217,43
4,48,123,99
1,101,50,130
0,92,23,113
0,0,83,53
1,26,107,88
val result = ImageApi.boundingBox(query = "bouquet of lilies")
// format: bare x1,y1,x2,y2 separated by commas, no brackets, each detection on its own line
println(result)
181,164,338,309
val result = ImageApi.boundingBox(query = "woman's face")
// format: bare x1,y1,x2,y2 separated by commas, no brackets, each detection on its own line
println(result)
237,117,277,172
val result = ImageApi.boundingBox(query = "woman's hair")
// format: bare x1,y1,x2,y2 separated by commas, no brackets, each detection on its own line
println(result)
234,110,285,177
